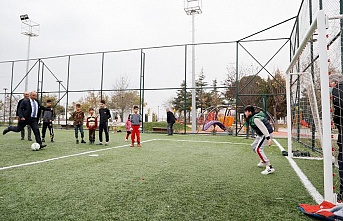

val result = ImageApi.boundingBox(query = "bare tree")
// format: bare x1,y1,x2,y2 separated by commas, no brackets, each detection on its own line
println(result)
110,76,140,122
222,63,264,107
222,63,256,100
68,91,108,119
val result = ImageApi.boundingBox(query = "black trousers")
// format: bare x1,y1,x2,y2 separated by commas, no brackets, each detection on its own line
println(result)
167,122,174,135
20,125,31,139
42,122,54,140
89,129,96,142
8,118,42,144
99,122,109,142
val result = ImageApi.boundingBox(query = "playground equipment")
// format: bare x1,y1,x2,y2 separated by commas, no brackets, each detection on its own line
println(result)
199,105,235,132
199,105,276,134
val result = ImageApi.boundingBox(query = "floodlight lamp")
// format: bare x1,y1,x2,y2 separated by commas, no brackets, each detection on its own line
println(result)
20,14,29,21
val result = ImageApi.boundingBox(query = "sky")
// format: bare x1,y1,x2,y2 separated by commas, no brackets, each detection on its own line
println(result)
0,0,302,119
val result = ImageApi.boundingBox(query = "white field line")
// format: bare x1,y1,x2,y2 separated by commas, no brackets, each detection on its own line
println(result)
0,139,158,171
155,138,251,146
0,138,249,171
292,156,323,160
273,139,324,204
3,137,323,203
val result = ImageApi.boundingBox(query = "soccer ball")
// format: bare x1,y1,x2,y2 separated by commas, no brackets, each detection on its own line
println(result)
31,143,40,151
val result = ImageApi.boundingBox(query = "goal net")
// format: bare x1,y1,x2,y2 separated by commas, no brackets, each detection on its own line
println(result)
286,10,341,203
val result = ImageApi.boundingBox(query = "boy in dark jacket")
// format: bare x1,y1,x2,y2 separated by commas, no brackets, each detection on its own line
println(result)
98,100,111,146
244,105,275,175
41,99,55,142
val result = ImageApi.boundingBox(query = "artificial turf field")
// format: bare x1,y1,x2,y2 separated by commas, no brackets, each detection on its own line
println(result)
0,128,321,220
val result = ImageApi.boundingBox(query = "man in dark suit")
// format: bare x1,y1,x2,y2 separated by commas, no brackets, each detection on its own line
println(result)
16,92,32,141
3,91,47,149
166,108,176,135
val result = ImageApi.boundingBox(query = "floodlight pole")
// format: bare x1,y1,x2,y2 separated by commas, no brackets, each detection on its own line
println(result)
20,15,39,92
184,0,202,133
24,36,31,92
191,13,196,133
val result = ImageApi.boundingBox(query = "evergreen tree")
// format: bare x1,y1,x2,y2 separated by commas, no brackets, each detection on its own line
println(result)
195,68,208,112
172,80,192,121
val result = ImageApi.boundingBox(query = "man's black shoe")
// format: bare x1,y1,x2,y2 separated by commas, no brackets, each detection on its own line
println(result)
3,127,9,135
40,144,47,149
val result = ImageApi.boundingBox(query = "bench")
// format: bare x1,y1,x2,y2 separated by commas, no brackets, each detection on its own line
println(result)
152,127,167,132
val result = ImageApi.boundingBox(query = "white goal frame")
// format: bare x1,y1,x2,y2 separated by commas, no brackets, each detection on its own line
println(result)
285,10,334,203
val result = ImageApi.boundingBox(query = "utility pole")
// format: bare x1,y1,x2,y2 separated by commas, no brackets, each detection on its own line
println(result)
20,14,39,91
184,0,202,133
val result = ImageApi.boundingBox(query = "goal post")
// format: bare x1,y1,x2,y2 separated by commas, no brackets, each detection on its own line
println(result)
317,10,334,204
286,10,334,203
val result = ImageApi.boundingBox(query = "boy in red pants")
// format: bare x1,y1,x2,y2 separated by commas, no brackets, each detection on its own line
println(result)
130,106,142,147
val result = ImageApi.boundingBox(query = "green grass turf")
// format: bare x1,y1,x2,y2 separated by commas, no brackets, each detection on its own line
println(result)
0,128,318,220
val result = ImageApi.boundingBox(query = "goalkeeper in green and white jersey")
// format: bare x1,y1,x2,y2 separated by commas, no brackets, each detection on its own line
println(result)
244,105,275,175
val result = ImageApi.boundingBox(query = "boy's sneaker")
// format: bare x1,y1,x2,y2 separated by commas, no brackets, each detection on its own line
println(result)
137,144,141,148
261,166,275,175
257,161,267,168
130,144,134,147
51,140,54,143
81,140,86,144
105,142,109,146
42,138,45,142
76,140,79,144
125,139,128,142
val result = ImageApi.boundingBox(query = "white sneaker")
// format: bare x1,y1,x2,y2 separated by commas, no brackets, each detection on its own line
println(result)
261,166,275,175
257,162,267,167
125,139,128,142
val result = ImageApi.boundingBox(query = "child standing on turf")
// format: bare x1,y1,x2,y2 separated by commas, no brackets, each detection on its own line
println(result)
112,116,118,133
125,114,131,142
130,106,142,147
244,105,275,175
98,100,111,146
86,107,98,144
41,99,55,143
72,103,86,144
